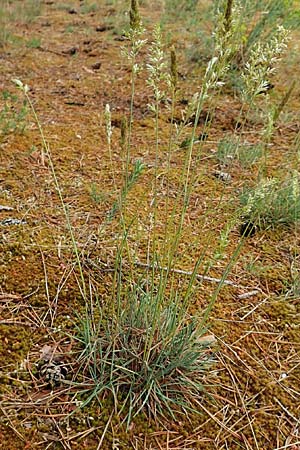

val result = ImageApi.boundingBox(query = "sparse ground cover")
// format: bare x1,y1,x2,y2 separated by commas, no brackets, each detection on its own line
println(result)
0,0,300,449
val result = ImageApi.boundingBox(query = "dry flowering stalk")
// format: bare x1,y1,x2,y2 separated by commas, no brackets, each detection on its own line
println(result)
272,80,295,123
211,0,243,81
121,0,147,74
170,46,178,90
104,103,112,146
146,24,170,111
129,0,141,31
120,0,146,191
241,25,290,101
224,0,233,34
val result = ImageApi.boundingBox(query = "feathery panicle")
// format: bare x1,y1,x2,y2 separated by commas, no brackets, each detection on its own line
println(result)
146,24,170,110
204,1,243,91
214,0,242,56
122,0,146,73
241,25,290,101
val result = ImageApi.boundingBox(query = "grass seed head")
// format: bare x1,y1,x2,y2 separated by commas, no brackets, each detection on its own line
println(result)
241,25,290,101
224,0,233,34
130,0,141,32
170,46,178,90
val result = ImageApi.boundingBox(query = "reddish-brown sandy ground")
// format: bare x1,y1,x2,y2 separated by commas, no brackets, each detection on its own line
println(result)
0,1,299,449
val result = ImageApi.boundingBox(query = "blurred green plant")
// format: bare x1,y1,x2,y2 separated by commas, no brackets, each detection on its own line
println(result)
216,138,237,166
64,25,74,33
107,159,145,220
0,90,28,136
217,137,263,168
238,144,263,168
89,183,107,204
240,172,300,231
80,2,98,14
22,0,42,23
0,0,42,47
164,0,199,20
26,37,41,48
243,0,293,51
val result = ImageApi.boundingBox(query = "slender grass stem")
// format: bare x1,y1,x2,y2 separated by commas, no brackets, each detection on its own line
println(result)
15,84,87,300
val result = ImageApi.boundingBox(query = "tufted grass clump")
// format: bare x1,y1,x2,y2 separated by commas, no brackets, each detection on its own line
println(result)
71,1,227,425
75,283,215,425
240,172,300,231
74,0,293,425
217,137,263,168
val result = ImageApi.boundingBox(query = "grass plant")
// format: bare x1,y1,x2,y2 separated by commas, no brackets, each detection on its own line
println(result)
240,171,300,231
4,0,298,444
72,0,255,424
217,137,263,168
69,0,294,425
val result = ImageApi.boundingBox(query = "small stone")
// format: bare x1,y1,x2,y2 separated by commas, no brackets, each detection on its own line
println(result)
96,25,113,32
213,170,232,183
114,35,127,42
0,205,13,211
63,47,78,56
1,218,26,226
179,98,189,105
91,61,101,70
